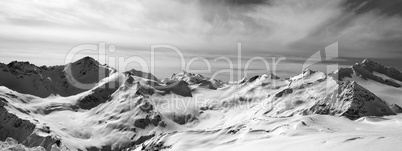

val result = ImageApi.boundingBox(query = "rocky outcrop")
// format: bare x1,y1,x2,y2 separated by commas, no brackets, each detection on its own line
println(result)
153,80,193,97
0,97,60,151
133,114,163,129
389,104,402,113
352,64,400,87
118,96,166,148
0,137,48,151
164,80,193,97
275,88,293,97
172,114,198,125
247,75,260,83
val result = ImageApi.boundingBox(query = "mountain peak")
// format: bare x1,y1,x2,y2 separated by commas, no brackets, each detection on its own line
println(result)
268,73,280,79
5,61,37,71
7,60,32,66
339,81,396,119
2,61,40,77
72,56,100,65
360,58,385,70
361,58,376,64
301,68,318,77
307,80,396,120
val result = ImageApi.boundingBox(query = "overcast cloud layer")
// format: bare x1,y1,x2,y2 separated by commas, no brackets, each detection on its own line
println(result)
0,0,401,80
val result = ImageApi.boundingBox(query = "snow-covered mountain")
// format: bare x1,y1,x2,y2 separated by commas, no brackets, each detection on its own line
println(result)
1,57,402,151
0,57,116,98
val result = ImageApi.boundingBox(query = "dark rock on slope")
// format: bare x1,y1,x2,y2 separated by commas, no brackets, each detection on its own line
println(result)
0,97,60,151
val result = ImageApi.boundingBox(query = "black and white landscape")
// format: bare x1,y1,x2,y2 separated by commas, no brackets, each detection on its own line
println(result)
1,0,402,151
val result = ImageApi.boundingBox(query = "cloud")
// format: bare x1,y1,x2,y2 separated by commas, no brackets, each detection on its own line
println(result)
0,0,401,80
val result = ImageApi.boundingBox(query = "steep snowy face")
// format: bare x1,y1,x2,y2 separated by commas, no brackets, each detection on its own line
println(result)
335,59,402,87
0,57,116,98
307,81,396,120
259,71,336,118
71,82,167,150
0,94,60,151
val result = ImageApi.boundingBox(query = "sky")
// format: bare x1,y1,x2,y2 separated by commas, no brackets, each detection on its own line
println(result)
0,0,401,81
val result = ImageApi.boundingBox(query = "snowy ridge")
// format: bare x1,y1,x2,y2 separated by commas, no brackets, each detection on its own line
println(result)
335,59,402,87
166,71,225,90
